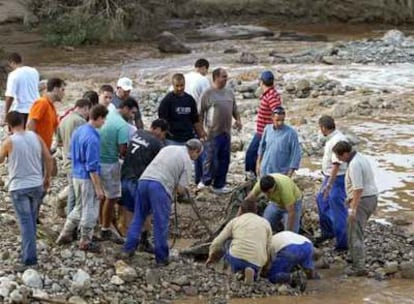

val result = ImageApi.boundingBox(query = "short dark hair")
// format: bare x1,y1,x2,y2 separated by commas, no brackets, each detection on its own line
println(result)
260,175,276,192
75,98,92,109
332,141,352,156
47,78,65,92
195,58,209,69
82,90,99,106
319,115,336,130
7,53,22,64
240,200,257,214
119,97,138,110
151,118,169,132
212,68,223,81
262,78,274,87
99,84,114,94
172,73,185,82
6,111,23,128
89,104,108,120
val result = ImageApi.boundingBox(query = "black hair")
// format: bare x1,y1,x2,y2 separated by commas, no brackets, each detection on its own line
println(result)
6,111,23,127
7,53,22,64
82,90,99,106
318,115,336,130
332,141,352,156
260,175,276,192
119,97,138,110
151,118,169,132
75,98,92,109
195,58,209,69
47,78,65,92
90,104,109,120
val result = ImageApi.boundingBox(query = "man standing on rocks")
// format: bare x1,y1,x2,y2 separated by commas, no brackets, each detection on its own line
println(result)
266,231,317,291
206,200,272,284
3,53,39,127
56,98,92,216
119,119,169,244
112,77,143,129
246,174,302,233
0,111,53,267
27,78,64,150
99,98,139,244
315,116,348,251
245,70,281,178
158,73,206,145
198,68,242,194
56,105,108,252
123,139,203,265
332,141,378,276
256,106,301,177
184,58,210,112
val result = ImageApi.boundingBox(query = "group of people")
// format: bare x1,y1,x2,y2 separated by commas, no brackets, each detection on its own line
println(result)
1,51,379,288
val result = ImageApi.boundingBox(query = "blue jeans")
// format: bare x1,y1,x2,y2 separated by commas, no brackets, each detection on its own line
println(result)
268,242,314,284
245,133,261,173
202,133,231,189
120,179,139,213
224,240,260,280
316,175,347,249
195,148,206,184
124,180,171,264
263,200,302,233
10,185,44,265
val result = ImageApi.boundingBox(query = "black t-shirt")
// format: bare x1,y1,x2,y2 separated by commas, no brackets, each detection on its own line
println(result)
121,129,162,180
158,92,199,142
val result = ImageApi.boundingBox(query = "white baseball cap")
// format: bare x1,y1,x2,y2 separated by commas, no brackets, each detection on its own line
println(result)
117,77,133,91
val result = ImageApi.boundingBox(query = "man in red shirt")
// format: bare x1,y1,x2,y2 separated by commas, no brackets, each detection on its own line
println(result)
245,71,281,177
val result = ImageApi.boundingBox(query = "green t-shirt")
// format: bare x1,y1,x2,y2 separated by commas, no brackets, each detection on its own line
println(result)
99,110,129,163
252,173,302,209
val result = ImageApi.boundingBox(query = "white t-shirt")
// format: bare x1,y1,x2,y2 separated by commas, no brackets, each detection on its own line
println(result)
5,66,40,114
346,152,378,199
140,145,192,198
184,71,210,112
271,231,311,257
322,130,348,176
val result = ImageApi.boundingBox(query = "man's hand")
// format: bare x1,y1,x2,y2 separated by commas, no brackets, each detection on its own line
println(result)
322,184,332,200
234,120,242,131
348,208,356,223
96,189,105,201
205,251,222,266
43,177,50,191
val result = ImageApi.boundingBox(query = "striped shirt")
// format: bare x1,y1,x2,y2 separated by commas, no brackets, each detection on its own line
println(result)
256,87,281,135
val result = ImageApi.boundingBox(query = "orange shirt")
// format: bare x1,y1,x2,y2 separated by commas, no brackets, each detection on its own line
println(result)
28,96,58,149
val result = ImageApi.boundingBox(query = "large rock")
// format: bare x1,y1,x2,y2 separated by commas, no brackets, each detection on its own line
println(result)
382,30,405,46
22,269,43,289
400,262,414,279
191,25,273,41
114,260,137,282
70,269,90,296
331,102,353,118
157,31,191,54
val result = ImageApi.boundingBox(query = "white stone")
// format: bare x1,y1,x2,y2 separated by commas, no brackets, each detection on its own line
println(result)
61,249,72,259
114,260,137,282
9,289,23,303
68,296,88,304
22,269,43,289
32,288,49,299
110,275,124,285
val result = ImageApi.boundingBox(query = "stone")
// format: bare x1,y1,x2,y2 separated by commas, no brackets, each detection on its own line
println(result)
400,262,414,279
32,289,49,299
0,214,16,225
238,52,258,64
157,31,191,54
183,286,198,296
172,275,190,286
277,284,290,295
382,30,405,46
9,289,24,303
384,261,399,274
331,102,352,118
193,25,273,41
70,269,90,295
145,269,160,286
224,48,238,54
284,83,296,93
296,79,311,92
22,269,43,289
68,296,88,304
61,249,72,259
114,260,137,282
110,276,124,286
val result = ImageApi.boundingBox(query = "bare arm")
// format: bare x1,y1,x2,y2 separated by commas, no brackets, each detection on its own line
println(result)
286,203,297,231
323,163,340,198
26,119,37,132
118,143,128,159
245,190,258,203
38,136,53,190
0,138,11,163
4,97,14,117
193,121,207,141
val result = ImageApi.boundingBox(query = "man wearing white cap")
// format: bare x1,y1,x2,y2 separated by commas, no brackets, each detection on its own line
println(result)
112,77,143,129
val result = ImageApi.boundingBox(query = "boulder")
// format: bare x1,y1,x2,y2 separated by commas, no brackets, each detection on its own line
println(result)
70,269,90,296
192,25,273,41
157,31,191,54
238,52,258,64
331,102,352,118
22,269,43,289
382,30,405,46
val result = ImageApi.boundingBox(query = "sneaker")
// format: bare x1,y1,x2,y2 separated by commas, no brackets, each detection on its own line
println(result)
79,241,101,253
100,229,125,245
290,270,307,292
244,267,255,284
56,233,73,245
197,182,207,190
344,266,368,277
212,186,232,194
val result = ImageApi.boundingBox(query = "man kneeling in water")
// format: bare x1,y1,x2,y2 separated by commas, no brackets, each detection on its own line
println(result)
206,200,272,283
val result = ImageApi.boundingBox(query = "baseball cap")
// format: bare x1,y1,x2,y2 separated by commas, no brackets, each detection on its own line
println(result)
272,106,286,115
117,77,133,91
260,70,274,82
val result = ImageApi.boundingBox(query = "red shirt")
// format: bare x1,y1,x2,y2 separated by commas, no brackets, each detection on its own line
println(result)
256,87,281,135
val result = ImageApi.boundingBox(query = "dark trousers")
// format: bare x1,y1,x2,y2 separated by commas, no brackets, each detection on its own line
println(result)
245,133,261,173
202,133,231,189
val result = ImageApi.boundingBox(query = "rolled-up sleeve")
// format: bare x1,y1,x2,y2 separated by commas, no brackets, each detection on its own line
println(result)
85,139,100,173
